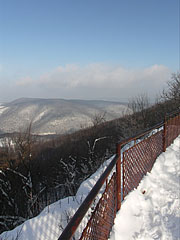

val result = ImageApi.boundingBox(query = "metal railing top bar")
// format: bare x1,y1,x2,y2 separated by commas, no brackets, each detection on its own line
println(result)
58,154,119,240
118,121,164,148
165,109,180,118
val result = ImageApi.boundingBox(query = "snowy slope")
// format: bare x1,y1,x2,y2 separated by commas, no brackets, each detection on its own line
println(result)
109,135,180,240
1,136,179,240
0,157,114,240
0,105,9,116
0,98,129,135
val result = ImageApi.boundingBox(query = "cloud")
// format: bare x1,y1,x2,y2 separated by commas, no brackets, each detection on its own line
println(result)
13,63,171,101
16,76,34,86
0,64,3,72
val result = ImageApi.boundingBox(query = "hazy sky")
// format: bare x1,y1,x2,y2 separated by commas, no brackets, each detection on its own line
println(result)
0,0,179,102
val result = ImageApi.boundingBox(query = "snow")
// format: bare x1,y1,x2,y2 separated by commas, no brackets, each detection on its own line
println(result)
109,135,180,240
0,138,14,148
37,132,56,136
0,136,179,240
0,106,8,115
33,110,48,123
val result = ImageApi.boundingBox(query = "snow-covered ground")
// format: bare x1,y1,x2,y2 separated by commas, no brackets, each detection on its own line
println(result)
0,138,13,147
0,136,179,240
109,135,180,240
0,157,114,240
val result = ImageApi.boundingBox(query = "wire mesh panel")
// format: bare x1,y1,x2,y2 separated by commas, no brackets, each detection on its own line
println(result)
166,114,180,149
58,111,180,240
123,130,163,198
79,172,117,240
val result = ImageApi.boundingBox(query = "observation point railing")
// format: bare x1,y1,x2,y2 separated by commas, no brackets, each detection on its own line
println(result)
58,110,180,240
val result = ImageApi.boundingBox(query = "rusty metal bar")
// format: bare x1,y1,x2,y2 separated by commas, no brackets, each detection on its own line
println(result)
119,122,164,148
116,143,121,211
122,151,125,200
80,172,117,240
163,116,167,152
58,154,118,240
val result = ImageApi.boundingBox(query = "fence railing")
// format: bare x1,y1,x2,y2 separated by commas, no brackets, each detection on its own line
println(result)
58,110,180,240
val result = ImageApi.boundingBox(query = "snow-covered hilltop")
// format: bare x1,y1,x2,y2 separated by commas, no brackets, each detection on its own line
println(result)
0,98,129,135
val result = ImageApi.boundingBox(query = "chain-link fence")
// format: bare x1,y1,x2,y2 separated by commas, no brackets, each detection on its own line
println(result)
58,111,180,240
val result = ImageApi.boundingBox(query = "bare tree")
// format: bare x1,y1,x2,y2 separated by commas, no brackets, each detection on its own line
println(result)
162,72,180,103
128,93,150,128
12,122,36,171
91,112,106,126
128,93,149,113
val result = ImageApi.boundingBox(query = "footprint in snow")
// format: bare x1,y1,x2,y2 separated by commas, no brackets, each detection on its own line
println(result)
161,206,170,216
148,227,162,239
163,215,178,230
169,192,179,199
153,215,161,226
164,219,176,229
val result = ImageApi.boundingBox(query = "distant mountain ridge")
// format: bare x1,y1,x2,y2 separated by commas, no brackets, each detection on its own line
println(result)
0,98,129,135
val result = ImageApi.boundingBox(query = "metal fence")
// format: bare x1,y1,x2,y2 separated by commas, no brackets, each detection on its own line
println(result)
80,172,117,240
58,110,180,240
164,111,180,149
122,128,164,199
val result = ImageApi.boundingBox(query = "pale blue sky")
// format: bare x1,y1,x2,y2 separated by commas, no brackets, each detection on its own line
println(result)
0,0,179,102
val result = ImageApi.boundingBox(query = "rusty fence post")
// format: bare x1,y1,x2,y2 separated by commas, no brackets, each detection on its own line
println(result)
116,143,121,211
163,116,167,152
122,151,125,200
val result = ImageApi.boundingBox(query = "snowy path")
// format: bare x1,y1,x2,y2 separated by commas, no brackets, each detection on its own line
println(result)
109,136,180,240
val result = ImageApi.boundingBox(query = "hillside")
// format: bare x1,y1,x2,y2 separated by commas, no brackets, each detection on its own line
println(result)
0,98,129,135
